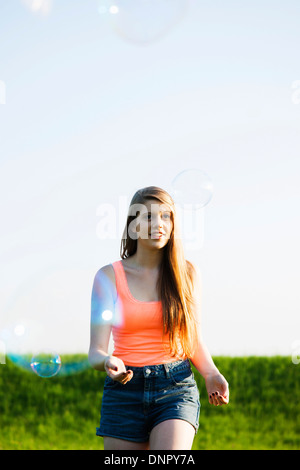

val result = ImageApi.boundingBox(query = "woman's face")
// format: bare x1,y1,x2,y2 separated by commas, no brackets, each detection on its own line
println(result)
131,199,173,248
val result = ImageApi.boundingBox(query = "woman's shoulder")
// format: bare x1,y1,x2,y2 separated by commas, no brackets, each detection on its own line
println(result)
186,260,202,286
94,263,118,299
186,259,197,274
96,259,122,275
98,263,115,276
95,258,132,282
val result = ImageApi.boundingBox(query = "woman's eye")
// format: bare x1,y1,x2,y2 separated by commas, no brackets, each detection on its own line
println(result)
144,212,170,220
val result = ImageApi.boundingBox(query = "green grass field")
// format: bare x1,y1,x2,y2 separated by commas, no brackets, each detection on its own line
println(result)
0,355,299,450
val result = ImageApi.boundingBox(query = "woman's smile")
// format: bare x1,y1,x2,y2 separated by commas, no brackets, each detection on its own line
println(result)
151,231,165,239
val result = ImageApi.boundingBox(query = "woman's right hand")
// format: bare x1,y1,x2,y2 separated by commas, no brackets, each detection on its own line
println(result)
104,355,133,385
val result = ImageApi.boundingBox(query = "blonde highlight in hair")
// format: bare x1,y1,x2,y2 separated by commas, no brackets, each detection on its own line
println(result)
120,186,198,359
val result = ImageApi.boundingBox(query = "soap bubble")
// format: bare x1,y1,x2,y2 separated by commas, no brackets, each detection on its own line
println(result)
171,169,214,210
0,266,115,378
98,0,189,45
30,351,61,378
21,0,53,16
1,265,94,377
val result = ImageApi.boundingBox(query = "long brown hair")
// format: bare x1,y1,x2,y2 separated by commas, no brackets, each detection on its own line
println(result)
120,186,198,359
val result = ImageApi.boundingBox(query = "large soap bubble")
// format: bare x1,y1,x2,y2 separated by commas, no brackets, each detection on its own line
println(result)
98,0,189,45
1,263,121,378
171,169,214,210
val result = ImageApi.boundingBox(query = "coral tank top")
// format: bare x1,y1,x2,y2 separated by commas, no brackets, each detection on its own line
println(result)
111,260,181,367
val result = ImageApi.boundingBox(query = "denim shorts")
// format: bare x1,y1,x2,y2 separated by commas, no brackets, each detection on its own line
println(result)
96,359,200,443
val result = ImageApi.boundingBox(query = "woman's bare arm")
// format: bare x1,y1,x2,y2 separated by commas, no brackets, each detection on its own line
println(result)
88,266,133,384
189,262,229,405
88,266,115,370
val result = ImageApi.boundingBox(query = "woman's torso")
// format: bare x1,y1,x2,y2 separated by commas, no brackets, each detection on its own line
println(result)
103,258,183,366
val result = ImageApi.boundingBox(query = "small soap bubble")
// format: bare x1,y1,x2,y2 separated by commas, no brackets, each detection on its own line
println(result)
30,351,61,378
21,0,53,16
14,324,26,337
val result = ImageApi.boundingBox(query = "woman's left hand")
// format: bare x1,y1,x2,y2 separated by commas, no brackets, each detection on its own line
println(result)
205,373,229,406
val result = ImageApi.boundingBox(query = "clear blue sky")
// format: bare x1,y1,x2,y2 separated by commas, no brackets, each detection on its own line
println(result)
0,0,300,357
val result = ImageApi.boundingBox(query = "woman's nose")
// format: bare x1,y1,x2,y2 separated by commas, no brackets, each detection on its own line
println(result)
152,219,162,230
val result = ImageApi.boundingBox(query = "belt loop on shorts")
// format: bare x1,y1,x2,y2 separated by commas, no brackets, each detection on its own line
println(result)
163,363,170,378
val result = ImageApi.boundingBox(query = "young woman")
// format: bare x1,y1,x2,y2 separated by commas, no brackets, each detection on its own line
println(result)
89,186,229,450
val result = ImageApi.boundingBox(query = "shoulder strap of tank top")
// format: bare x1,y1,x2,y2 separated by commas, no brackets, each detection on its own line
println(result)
111,260,128,300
